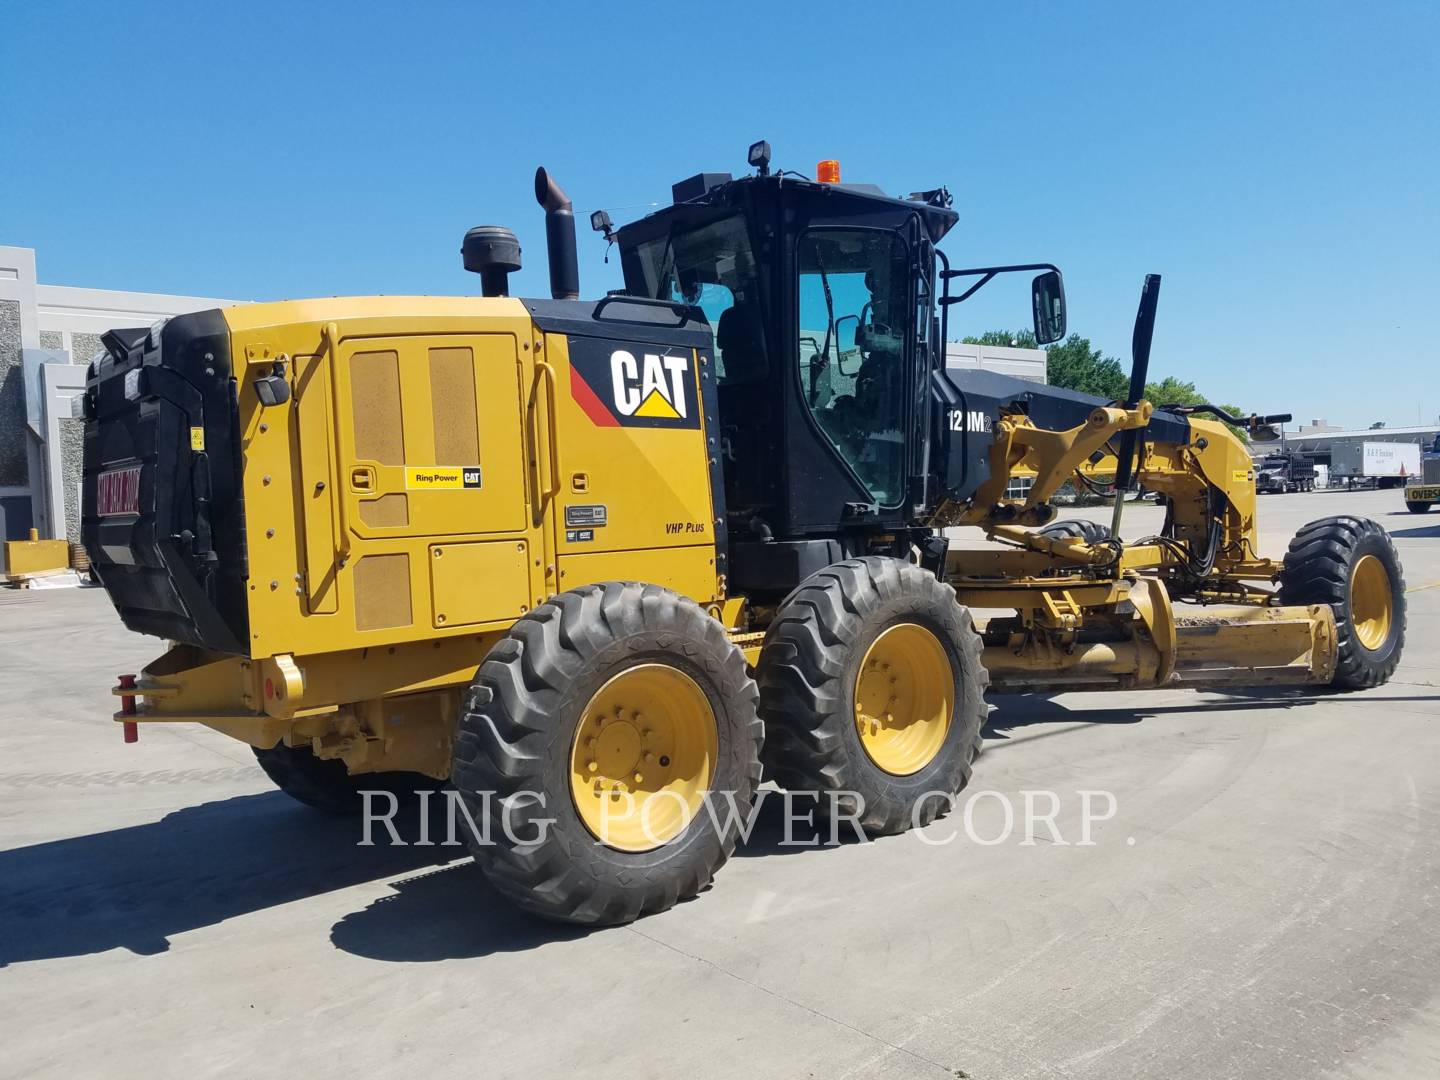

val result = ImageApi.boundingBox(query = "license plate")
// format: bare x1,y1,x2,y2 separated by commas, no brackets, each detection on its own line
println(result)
97,465,142,516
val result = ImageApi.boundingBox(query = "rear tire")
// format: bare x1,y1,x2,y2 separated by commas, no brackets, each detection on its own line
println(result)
253,743,440,815
1036,519,1113,544
757,557,987,837
1406,501,1431,514
1277,516,1406,689
452,582,762,925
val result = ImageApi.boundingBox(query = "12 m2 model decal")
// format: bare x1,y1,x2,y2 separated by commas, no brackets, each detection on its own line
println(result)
567,334,701,430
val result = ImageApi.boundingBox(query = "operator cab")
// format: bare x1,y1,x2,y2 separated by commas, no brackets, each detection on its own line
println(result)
611,148,1063,592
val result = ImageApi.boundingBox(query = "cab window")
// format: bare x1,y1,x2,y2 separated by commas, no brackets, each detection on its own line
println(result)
632,213,767,386
797,229,909,507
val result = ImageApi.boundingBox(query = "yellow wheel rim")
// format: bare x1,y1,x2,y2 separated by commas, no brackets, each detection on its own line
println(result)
854,623,954,776
1350,554,1393,651
569,663,718,853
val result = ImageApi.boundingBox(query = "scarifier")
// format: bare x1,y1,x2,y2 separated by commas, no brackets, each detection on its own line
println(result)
82,143,1406,924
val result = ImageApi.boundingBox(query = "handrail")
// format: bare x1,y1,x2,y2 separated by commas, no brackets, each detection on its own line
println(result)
322,323,352,558
535,359,562,509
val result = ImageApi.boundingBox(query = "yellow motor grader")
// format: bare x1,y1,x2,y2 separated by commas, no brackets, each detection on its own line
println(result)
82,144,1405,925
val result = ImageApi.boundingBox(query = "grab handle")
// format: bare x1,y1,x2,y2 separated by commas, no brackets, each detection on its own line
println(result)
322,323,352,557
534,359,561,511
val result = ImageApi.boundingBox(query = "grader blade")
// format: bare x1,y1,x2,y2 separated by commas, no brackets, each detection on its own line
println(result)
1169,604,1337,689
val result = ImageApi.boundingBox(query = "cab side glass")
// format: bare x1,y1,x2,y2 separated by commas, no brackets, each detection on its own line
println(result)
835,314,861,376
1032,270,1066,345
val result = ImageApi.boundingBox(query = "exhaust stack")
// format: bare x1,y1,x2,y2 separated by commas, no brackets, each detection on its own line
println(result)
535,167,579,300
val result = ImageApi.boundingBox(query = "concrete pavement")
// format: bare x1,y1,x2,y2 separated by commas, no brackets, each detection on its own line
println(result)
2,488,1437,1079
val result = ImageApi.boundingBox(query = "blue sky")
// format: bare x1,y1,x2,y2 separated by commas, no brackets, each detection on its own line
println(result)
3,1,1436,428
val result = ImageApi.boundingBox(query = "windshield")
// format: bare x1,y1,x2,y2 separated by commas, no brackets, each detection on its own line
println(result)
631,213,766,385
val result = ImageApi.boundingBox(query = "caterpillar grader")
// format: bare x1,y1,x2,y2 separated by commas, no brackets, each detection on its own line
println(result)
82,142,1406,925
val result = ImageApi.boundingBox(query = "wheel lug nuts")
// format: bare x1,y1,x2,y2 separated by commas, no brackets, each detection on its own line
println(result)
633,772,643,784
587,761,598,772
658,755,671,768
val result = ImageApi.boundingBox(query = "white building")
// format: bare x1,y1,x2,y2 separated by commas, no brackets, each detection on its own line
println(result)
1,245,241,543
944,341,1047,383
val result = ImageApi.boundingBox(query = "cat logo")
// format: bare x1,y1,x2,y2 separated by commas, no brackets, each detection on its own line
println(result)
566,334,701,430
610,350,689,420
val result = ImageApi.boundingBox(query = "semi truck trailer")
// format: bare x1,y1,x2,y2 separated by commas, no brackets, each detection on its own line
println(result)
1331,441,1422,490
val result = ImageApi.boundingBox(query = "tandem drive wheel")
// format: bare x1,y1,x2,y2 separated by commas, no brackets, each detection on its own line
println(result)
757,557,988,836
1278,516,1406,689
252,743,441,815
452,582,762,925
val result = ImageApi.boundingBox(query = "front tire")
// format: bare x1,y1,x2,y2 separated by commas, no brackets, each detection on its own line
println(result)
452,582,762,925
757,557,988,836
1277,516,1406,689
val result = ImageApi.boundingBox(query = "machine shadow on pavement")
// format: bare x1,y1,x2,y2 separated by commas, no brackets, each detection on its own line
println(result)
1388,523,1440,539
982,685,1439,746
0,793,469,967
328,862,594,962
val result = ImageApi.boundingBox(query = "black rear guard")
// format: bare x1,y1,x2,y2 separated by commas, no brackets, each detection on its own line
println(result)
81,310,249,653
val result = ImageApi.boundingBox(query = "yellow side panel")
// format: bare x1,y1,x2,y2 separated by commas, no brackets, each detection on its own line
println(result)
558,545,716,604
543,333,718,567
235,304,548,660
429,540,532,628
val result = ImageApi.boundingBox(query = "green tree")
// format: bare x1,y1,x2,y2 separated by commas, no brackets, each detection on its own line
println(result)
1145,376,1248,441
962,331,1251,441
1143,376,1204,407
1043,335,1129,399
961,329,1038,349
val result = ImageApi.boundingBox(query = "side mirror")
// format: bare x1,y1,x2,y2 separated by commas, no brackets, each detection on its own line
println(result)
1031,270,1066,345
834,314,862,376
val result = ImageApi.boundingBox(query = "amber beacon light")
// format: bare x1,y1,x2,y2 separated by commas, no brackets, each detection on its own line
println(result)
816,159,841,184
